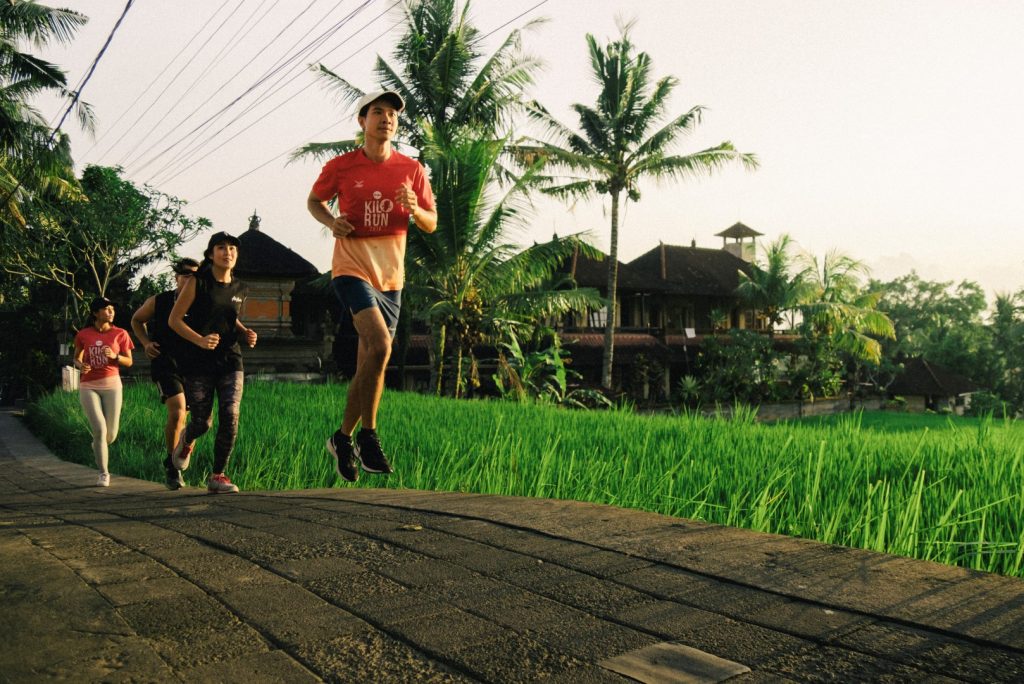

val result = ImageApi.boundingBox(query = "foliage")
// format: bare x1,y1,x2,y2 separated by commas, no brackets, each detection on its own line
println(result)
736,234,812,333
407,135,602,396
26,384,1024,578
696,330,783,404
798,250,894,365
1,165,209,314
676,374,701,408
988,290,1024,413
492,329,610,409
963,391,1012,419
524,19,757,388
293,0,543,162
0,1,93,230
872,272,991,386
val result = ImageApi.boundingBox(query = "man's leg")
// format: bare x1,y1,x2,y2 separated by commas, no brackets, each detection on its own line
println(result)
163,393,187,454
162,386,188,489
341,306,392,434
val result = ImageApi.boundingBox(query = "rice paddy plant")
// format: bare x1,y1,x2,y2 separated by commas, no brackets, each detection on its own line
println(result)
24,381,1024,578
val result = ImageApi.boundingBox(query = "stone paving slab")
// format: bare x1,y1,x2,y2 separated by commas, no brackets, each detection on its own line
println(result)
3,410,1024,682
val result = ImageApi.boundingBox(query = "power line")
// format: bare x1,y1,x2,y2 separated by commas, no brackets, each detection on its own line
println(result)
118,0,325,171
95,0,250,166
81,0,234,161
128,0,371,176
191,121,339,205
188,1,551,205
150,3,404,187
143,0,351,183
1,0,136,209
480,0,550,40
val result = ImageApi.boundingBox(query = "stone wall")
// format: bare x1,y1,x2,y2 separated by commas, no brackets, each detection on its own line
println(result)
704,395,885,422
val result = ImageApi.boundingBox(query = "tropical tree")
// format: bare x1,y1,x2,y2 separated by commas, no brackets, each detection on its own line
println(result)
799,250,894,365
0,0,94,228
989,290,1024,413
2,165,209,310
407,135,602,397
872,272,990,383
292,0,542,162
525,20,758,388
736,234,812,334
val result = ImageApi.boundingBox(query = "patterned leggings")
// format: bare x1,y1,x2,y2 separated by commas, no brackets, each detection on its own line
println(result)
182,371,244,474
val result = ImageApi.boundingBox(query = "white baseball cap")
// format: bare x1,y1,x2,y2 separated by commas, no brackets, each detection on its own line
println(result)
356,90,405,119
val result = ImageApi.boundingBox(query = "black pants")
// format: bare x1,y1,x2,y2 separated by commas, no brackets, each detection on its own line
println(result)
182,371,244,474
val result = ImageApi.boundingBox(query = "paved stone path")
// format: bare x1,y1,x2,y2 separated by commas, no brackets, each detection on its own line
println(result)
2,410,1024,682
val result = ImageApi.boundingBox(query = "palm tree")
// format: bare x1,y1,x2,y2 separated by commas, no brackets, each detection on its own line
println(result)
799,250,894,364
407,134,602,397
736,234,812,334
292,0,542,162
524,20,758,389
0,0,94,228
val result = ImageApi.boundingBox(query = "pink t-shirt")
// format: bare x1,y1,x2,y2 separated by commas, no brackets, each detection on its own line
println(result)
74,326,134,388
311,148,434,291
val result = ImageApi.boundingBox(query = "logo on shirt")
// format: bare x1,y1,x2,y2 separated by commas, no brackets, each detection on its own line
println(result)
231,296,243,304
354,180,365,188
364,190,394,231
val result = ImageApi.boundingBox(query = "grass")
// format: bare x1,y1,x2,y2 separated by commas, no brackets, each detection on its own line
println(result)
24,382,1024,578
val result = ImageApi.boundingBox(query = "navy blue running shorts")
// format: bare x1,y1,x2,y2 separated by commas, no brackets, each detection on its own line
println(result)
331,276,402,338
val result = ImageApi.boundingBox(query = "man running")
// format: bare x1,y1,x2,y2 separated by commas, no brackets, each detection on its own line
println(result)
131,258,199,490
306,90,436,482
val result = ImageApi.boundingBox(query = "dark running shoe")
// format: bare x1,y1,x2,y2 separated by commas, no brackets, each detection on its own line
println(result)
163,455,185,491
326,430,359,482
357,430,393,474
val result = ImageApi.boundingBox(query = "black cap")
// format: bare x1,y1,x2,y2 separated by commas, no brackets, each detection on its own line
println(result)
204,231,240,257
89,296,114,312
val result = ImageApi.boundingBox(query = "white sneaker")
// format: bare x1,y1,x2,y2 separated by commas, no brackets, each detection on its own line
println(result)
171,433,194,471
206,473,239,494
97,472,110,487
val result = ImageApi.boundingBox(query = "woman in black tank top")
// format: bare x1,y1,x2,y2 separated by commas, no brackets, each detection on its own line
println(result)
169,232,258,494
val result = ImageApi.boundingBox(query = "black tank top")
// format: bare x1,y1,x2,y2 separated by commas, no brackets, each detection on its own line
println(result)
149,290,188,377
179,269,248,373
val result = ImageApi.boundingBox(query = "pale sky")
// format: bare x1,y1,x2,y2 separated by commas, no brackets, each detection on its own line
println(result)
39,0,1024,299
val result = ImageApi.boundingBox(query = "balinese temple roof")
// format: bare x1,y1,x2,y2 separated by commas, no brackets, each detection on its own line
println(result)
714,221,763,240
233,211,319,279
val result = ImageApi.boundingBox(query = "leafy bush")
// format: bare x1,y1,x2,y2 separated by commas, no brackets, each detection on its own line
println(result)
965,391,1013,419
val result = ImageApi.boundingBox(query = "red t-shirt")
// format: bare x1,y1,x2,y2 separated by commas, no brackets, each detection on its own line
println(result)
74,325,134,385
311,148,434,291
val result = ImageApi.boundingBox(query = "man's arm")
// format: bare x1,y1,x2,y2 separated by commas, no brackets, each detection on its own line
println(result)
307,190,355,238
395,184,437,234
131,295,161,359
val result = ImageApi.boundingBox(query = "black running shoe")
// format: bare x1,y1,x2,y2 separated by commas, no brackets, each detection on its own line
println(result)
326,430,359,482
163,455,185,491
357,430,393,474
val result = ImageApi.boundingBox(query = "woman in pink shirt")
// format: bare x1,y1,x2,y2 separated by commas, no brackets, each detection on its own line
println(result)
73,296,134,487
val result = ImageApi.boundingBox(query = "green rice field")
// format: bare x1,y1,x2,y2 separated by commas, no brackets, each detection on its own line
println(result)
25,381,1024,578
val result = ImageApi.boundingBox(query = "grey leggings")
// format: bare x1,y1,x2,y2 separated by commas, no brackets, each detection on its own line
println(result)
182,371,244,474
78,385,123,474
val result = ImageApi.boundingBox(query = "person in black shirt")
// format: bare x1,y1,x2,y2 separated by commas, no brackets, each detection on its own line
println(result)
131,257,199,490
169,232,257,494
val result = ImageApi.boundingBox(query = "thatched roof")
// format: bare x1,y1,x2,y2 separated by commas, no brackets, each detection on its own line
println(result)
889,357,979,397
628,243,752,297
234,221,319,279
558,242,751,298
